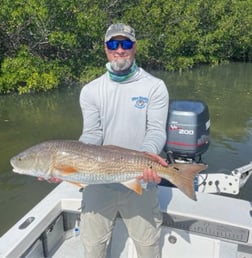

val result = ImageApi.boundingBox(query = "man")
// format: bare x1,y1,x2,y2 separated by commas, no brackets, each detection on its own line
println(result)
79,23,169,258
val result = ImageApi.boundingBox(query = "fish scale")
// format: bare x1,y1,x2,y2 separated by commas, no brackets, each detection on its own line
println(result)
10,140,207,200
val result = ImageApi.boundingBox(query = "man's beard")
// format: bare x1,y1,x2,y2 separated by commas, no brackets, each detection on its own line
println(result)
110,58,132,73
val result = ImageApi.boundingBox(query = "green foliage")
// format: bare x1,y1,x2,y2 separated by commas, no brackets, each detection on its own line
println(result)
80,66,106,84
0,0,251,94
0,47,69,94
126,0,252,70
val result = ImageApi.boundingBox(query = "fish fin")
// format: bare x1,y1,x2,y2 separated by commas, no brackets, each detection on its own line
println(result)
66,181,86,189
53,164,78,174
163,164,207,201
121,179,143,195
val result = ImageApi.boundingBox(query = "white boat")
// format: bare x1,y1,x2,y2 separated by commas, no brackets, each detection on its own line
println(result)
1,100,252,257
0,166,252,258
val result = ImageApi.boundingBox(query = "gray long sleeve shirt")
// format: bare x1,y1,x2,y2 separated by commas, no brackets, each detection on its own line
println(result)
79,67,169,155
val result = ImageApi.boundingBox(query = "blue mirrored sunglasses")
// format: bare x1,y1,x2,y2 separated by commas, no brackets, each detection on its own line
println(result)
106,39,134,50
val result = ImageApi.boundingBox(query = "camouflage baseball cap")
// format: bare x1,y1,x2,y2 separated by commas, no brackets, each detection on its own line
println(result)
105,23,136,42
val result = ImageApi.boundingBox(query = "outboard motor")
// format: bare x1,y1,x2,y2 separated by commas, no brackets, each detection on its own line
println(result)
165,100,210,163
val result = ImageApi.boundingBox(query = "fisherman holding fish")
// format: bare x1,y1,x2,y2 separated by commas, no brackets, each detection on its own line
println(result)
10,22,207,258
79,23,168,258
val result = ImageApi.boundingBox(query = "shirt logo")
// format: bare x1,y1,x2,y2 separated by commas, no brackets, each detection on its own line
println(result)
132,96,148,109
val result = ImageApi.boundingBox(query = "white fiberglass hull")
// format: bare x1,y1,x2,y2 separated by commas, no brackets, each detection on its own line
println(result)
0,182,252,258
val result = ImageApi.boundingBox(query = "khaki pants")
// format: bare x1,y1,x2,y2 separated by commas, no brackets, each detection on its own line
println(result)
80,184,162,258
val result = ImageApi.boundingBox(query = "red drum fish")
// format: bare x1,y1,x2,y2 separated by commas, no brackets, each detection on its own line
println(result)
10,140,207,200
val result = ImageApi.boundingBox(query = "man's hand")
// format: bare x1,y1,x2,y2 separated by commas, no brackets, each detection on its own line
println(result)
38,177,62,183
137,153,168,184
139,168,162,184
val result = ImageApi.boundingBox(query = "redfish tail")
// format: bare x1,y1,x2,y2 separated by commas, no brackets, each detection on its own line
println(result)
162,163,207,201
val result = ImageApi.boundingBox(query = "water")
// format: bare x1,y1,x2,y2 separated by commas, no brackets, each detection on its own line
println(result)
0,63,252,236
0,87,83,235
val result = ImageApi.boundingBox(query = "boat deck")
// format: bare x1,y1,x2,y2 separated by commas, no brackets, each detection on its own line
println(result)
51,218,244,258
53,236,83,258
50,214,138,258
1,183,252,258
